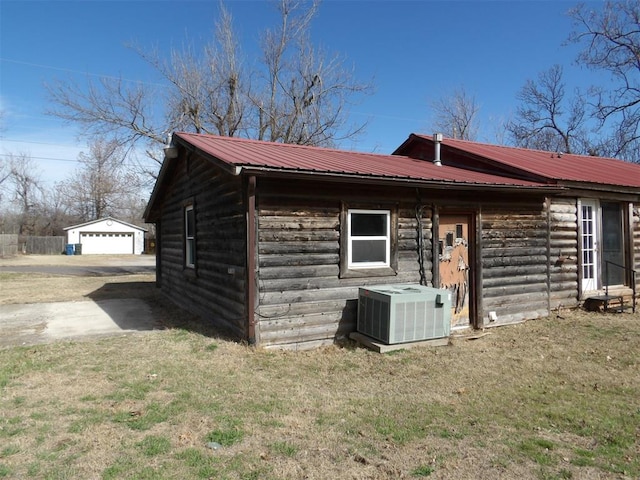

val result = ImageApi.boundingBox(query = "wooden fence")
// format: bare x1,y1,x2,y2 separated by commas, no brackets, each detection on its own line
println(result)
0,234,19,257
24,236,66,255
0,235,66,256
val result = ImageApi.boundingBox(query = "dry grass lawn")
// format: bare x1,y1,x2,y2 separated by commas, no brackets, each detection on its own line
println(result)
0,256,639,479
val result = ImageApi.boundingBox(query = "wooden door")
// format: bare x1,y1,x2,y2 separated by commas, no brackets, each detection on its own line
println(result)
438,215,471,329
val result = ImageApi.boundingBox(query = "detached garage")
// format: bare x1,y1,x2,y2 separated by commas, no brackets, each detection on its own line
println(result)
64,217,147,255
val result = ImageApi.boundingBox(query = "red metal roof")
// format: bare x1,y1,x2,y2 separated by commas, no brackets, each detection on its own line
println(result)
411,134,640,188
174,132,545,188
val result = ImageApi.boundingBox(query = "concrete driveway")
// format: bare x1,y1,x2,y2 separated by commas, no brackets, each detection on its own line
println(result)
0,299,160,347
0,255,161,347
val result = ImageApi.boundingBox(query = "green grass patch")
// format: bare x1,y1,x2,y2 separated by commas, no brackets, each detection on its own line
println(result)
105,379,154,402
270,441,297,457
0,445,20,458
0,416,26,438
68,408,107,433
102,456,138,480
205,427,244,447
136,435,172,456
26,462,41,476
112,401,178,431
517,438,557,466
411,464,435,477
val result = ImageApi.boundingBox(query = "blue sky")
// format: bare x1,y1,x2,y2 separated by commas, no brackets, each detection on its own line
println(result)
0,0,604,186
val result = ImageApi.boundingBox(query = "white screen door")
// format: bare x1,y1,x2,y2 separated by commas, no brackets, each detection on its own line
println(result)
580,200,598,292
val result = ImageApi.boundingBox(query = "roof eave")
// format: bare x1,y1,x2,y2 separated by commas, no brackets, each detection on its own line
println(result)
558,180,640,198
144,153,176,222
173,133,242,176
237,165,560,193
64,216,147,232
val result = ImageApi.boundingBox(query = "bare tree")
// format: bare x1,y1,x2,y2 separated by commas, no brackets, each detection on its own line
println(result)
0,110,10,199
0,159,9,198
47,0,371,179
506,65,598,154
429,86,480,140
252,0,370,146
36,187,74,236
569,1,640,160
58,138,144,222
135,3,246,139
6,153,44,235
47,76,166,168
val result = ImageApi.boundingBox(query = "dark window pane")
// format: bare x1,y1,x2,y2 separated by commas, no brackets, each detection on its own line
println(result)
186,239,195,265
446,232,454,247
186,208,195,236
352,240,387,263
351,213,386,236
601,202,624,284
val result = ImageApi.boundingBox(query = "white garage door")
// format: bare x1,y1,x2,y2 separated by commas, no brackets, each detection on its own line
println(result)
80,232,134,254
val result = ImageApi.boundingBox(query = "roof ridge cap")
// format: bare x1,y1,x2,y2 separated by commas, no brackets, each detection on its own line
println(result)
412,133,627,162
175,131,409,160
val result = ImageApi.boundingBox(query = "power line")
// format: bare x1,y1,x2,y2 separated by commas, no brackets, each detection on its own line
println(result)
0,138,85,148
0,57,168,87
0,153,79,163
0,153,159,170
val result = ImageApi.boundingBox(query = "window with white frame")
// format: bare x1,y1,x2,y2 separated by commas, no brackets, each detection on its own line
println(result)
185,205,195,268
347,209,391,268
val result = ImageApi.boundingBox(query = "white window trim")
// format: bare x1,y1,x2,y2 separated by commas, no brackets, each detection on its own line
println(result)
185,205,195,269
580,199,599,293
347,209,391,269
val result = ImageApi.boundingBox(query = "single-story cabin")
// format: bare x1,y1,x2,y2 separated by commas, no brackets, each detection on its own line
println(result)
64,217,147,255
143,132,640,350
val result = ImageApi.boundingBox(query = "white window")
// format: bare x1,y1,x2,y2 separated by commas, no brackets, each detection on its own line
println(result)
185,205,195,268
347,209,390,268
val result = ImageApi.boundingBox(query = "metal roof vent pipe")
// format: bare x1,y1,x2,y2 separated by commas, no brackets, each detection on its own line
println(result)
433,133,443,166
163,135,179,160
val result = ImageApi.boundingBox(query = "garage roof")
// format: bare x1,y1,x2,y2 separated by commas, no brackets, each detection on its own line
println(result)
64,217,147,232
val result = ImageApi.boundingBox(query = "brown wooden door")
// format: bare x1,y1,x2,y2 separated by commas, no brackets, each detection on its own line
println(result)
438,215,471,329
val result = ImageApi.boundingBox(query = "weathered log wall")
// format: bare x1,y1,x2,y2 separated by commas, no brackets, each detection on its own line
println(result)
548,198,579,310
151,151,640,349
481,202,550,326
157,153,247,339
255,183,432,349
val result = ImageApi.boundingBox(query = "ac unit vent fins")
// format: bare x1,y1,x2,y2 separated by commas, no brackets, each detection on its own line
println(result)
357,284,452,345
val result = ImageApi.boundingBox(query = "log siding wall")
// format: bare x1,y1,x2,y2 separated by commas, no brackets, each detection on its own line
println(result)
255,183,433,349
481,202,551,325
548,198,580,310
157,154,247,339
151,154,639,348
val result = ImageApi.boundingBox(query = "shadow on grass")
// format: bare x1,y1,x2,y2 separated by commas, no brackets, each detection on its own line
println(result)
86,281,234,341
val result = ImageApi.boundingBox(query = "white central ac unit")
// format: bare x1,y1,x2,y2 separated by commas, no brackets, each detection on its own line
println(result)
357,284,451,344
